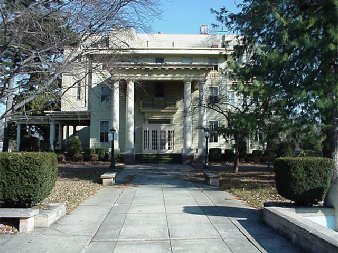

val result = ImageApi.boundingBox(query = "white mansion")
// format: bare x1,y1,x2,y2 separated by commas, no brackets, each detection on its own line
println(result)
14,28,261,163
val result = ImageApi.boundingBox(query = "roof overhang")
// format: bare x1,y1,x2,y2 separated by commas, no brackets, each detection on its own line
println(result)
12,111,91,126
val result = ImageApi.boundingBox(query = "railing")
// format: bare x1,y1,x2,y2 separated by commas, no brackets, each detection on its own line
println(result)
140,99,177,111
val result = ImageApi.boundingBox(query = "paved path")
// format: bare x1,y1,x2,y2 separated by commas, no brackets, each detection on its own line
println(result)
1,164,302,253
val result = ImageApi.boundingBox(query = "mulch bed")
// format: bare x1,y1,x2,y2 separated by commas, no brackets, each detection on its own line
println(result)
1,163,118,234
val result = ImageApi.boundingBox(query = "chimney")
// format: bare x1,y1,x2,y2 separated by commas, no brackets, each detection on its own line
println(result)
200,25,209,34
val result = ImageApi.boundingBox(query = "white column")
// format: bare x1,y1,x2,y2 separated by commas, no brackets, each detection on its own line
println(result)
183,80,192,154
198,80,207,153
16,124,21,151
125,80,134,153
58,123,62,149
112,80,120,149
49,120,55,151
66,126,70,138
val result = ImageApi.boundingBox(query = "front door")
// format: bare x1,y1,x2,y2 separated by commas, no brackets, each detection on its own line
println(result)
143,124,175,153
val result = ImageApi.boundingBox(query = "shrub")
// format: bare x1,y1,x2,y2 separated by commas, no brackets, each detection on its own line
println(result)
303,150,322,157
20,135,40,151
209,148,222,161
90,153,99,161
94,148,107,161
66,136,81,160
57,154,66,163
276,141,293,157
84,148,94,161
73,153,84,162
252,150,263,163
0,152,58,208
224,149,235,162
261,150,275,163
274,157,334,205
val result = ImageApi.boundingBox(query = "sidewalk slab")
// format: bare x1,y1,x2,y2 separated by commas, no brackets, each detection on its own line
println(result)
1,164,303,253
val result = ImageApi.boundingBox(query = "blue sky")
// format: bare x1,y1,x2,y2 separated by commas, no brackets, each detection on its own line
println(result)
152,0,240,34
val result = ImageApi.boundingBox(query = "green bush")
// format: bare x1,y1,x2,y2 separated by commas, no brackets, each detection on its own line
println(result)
252,150,263,163
0,152,58,208
90,153,99,161
224,149,235,162
209,148,222,161
73,153,84,162
57,153,66,163
274,157,334,205
66,136,81,160
276,141,293,157
84,148,94,161
20,135,40,151
94,148,108,161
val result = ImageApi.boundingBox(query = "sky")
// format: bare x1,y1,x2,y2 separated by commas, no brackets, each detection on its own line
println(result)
151,0,240,34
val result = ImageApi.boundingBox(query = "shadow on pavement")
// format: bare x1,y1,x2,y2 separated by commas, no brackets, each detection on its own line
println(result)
183,205,303,253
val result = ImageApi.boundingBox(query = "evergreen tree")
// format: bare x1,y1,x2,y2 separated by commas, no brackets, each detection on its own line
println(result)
214,0,337,173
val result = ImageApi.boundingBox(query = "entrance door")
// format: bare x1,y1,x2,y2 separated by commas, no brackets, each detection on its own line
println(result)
143,124,175,153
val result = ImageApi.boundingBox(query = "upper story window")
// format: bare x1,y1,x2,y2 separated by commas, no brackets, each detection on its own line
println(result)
155,57,165,64
155,82,164,97
208,58,219,71
77,81,82,100
227,90,235,105
100,85,111,102
154,82,164,108
99,121,109,143
209,121,219,143
209,86,219,103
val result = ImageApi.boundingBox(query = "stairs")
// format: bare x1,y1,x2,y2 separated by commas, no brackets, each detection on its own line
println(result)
135,153,182,164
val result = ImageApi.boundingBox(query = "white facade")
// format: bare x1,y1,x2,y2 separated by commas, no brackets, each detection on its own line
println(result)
59,30,252,163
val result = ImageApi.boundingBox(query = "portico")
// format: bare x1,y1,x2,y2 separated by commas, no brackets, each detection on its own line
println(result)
107,63,212,163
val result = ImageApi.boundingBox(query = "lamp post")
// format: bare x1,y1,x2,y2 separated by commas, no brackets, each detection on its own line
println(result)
204,128,210,169
109,128,116,171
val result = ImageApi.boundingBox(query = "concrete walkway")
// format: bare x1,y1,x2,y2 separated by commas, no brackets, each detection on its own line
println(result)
1,164,302,253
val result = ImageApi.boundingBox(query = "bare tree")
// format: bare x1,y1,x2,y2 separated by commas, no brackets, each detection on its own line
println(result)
0,0,160,150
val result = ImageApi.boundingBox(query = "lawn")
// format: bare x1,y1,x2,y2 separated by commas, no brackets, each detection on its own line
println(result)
215,164,287,209
43,164,111,213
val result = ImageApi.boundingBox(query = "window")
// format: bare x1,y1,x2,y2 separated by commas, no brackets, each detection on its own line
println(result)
227,90,235,105
167,130,174,150
100,121,109,142
160,130,166,150
100,85,110,102
155,82,164,97
77,81,82,100
143,129,150,150
209,86,219,103
208,58,218,71
155,57,165,64
154,82,164,108
151,130,158,150
209,121,219,143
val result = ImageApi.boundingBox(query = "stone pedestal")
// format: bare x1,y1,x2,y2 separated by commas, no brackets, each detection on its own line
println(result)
101,172,117,186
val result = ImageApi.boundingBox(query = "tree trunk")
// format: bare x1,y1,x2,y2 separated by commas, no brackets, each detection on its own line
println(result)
3,78,14,152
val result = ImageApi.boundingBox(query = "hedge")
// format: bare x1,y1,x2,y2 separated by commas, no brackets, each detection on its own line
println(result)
209,148,222,161
0,152,58,208
224,149,235,162
274,157,334,205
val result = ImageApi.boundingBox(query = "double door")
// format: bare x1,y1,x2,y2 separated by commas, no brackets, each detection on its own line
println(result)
143,124,175,153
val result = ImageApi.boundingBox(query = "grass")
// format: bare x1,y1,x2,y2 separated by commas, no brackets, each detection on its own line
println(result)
220,170,286,209
43,178,102,213
42,164,111,213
